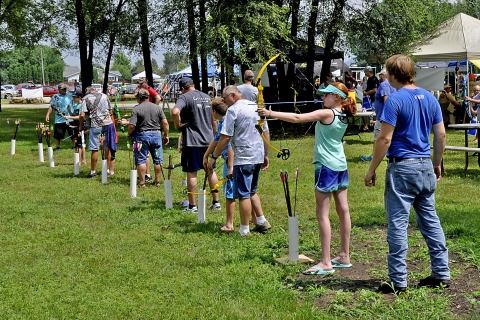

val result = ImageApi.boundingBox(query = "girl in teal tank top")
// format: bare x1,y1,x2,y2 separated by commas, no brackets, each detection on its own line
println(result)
257,82,357,275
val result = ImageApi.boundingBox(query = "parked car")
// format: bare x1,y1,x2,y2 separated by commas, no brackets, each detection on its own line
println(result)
111,82,123,89
16,82,39,95
91,83,102,93
125,84,137,94
1,84,18,99
42,86,59,97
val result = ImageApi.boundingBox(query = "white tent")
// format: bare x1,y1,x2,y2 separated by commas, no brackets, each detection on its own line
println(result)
413,13,480,62
132,71,161,80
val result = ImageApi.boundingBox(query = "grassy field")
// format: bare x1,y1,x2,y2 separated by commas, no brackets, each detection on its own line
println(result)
0,108,479,319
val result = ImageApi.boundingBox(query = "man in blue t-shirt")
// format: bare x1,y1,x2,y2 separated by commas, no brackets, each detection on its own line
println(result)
364,54,450,294
361,69,396,161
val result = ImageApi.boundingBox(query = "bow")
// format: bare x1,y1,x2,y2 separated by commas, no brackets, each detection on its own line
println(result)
13,119,21,140
290,87,301,114
187,174,232,195
255,53,290,160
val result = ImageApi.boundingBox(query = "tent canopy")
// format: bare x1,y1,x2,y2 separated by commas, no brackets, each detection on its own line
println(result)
413,13,480,61
132,71,161,80
167,57,219,78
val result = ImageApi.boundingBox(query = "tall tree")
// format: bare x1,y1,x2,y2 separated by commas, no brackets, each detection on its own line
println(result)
137,0,154,87
306,0,319,100
74,0,93,94
102,0,129,92
319,0,346,85
198,0,208,93
186,0,200,88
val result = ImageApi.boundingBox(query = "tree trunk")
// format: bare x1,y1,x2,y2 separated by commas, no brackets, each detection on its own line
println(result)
186,0,200,88
320,0,346,84
306,0,319,100
137,0,154,87
280,0,301,103
75,0,92,95
103,1,126,93
220,63,225,93
199,0,208,93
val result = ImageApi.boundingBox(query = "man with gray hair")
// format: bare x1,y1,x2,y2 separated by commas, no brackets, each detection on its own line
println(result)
207,85,271,236
128,88,169,187
79,86,117,178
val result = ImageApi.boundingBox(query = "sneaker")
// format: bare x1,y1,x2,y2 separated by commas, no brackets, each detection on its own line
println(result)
208,203,221,211
54,147,61,152
86,172,96,178
238,230,250,237
361,155,373,162
418,276,450,288
181,200,189,207
182,206,198,213
377,282,407,294
251,220,272,233
145,175,152,183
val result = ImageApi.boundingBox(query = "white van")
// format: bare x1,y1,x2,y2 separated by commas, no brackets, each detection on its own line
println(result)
91,84,102,93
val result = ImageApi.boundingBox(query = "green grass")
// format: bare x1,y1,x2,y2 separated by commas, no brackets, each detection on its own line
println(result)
0,108,478,319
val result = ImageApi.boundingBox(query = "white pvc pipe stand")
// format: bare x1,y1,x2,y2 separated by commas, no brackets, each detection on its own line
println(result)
101,159,108,184
74,152,80,175
48,147,54,167
38,143,44,162
11,139,16,155
164,180,173,209
288,215,299,262
197,190,206,223
130,170,137,197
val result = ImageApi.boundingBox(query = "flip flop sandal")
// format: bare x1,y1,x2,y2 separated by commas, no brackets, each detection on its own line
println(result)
137,183,146,188
153,182,161,187
331,259,353,268
303,265,335,275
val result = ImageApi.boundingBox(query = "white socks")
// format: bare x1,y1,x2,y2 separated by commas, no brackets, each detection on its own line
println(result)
256,216,266,226
239,225,250,236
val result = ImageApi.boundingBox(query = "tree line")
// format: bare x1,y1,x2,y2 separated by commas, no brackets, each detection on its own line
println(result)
1,0,477,96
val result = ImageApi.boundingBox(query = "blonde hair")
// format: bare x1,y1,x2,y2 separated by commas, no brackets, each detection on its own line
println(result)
211,98,229,115
385,54,415,84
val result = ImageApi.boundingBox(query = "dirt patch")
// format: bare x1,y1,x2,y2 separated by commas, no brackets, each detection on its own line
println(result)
292,226,480,318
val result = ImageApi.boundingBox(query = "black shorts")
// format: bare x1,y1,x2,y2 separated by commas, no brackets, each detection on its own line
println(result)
181,146,208,173
54,123,74,140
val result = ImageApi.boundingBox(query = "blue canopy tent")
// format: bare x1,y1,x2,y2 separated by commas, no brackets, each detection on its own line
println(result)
167,57,219,78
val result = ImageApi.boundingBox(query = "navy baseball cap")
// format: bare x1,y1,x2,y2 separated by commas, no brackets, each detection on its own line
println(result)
179,77,194,89
72,91,83,97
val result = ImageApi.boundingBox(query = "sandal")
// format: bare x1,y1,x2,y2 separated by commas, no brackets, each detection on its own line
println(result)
137,183,146,188
153,181,161,187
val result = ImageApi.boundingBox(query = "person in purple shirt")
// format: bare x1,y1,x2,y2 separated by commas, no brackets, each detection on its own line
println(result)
364,54,450,294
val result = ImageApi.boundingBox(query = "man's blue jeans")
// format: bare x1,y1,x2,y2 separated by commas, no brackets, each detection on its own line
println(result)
384,159,450,287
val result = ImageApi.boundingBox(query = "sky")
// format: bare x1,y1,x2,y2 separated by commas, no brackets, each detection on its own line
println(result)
63,48,168,68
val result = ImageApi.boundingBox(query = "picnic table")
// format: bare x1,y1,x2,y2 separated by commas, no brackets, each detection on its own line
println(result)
344,111,375,138
446,123,480,171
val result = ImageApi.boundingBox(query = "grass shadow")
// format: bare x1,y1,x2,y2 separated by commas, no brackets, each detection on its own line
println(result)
293,276,381,292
